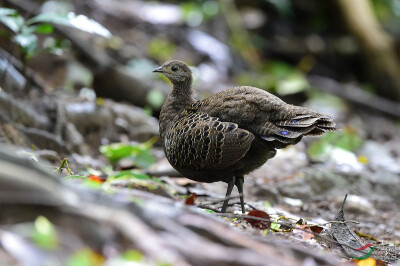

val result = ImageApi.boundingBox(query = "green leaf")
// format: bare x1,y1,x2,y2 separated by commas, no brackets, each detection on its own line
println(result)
267,61,294,78
35,23,54,34
100,143,140,163
263,200,272,209
83,179,103,189
32,216,58,249
121,250,143,262
270,222,281,230
43,37,69,55
113,170,151,180
0,10,24,32
307,130,363,161
27,12,111,38
276,72,309,96
0,7,17,16
67,248,103,266
100,140,156,168
13,32,38,57
335,131,363,151
307,133,336,161
135,149,156,168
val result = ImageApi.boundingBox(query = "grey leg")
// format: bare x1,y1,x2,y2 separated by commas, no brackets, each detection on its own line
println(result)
221,176,236,213
235,176,245,213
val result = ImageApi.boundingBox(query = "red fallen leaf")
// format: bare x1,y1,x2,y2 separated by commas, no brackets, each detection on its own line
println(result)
185,193,197,205
88,174,107,183
244,210,271,230
294,224,314,241
309,225,323,234
293,224,314,241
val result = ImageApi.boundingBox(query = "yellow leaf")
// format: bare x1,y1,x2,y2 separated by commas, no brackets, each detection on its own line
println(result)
356,257,376,266
358,155,368,164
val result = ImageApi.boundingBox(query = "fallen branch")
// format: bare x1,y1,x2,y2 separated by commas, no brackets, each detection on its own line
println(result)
308,75,400,118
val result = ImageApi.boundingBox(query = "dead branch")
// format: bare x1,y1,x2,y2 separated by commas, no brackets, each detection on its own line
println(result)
0,91,50,129
308,75,400,118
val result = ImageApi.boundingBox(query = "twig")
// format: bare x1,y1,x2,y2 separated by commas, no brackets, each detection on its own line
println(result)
327,220,360,225
197,194,241,208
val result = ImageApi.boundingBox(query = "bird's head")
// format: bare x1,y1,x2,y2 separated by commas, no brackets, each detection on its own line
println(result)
153,60,192,84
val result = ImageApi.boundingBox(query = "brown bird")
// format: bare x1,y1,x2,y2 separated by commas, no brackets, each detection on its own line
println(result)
154,60,337,213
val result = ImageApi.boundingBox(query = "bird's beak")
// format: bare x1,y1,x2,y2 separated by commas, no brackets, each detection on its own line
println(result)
153,66,164,73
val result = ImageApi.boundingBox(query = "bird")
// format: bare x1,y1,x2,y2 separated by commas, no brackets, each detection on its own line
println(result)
153,60,338,213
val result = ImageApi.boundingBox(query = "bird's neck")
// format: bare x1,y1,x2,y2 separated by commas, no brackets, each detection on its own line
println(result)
170,77,194,104
159,78,195,138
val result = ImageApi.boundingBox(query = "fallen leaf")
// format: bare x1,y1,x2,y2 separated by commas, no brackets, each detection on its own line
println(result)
309,225,323,234
331,195,376,260
355,257,377,266
293,224,314,241
270,223,280,230
244,210,271,230
88,174,107,183
185,193,197,205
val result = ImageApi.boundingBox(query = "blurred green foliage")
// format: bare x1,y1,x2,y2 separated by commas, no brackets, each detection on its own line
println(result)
236,60,308,95
180,0,219,26
100,138,157,168
308,130,363,161
67,248,104,266
32,216,58,249
121,250,144,262
372,0,400,34
112,170,153,181
147,88,165,109
148,37,176,62
265,0,292,16
110,170,164,192
0,7,110,60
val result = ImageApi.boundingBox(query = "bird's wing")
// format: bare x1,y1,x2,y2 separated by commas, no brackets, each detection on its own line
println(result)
164,113,254,170
200,86,338,145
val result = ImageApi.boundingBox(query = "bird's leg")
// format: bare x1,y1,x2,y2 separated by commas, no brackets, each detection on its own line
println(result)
221,176,236,213
235,176,245,213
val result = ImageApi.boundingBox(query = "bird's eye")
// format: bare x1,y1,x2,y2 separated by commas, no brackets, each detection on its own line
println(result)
171,65,178,72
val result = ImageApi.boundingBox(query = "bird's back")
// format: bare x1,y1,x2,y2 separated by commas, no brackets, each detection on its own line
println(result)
200,86,337,145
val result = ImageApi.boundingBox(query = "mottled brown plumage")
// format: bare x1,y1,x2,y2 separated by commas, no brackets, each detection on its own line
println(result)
154,60,337,213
